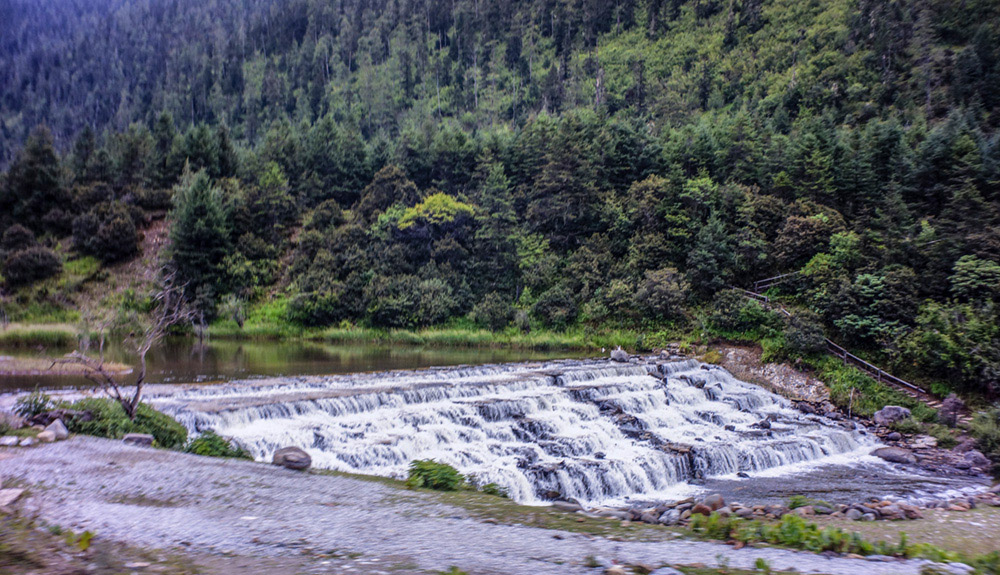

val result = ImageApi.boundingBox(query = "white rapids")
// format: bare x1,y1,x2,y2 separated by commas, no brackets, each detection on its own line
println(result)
150,358,876,506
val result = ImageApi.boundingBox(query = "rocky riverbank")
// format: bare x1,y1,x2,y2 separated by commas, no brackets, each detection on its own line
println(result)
0,436,974,575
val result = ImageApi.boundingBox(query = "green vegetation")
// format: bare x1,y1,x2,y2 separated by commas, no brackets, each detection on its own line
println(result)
971,409,1000,477
13,389,53,419
815,357,938,420
1,0,999,404
62,398,188,449
405,460,466,492
182,430,252,459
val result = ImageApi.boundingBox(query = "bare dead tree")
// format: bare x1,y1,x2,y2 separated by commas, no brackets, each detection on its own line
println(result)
52,271,195,420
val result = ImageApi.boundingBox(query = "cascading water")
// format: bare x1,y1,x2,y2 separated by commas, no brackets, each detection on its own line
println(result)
151,358,876,506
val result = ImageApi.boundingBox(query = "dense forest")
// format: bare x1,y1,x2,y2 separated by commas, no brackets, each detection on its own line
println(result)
0,0,998,397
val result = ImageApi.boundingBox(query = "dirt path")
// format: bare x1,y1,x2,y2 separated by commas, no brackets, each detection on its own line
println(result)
0,437,934,575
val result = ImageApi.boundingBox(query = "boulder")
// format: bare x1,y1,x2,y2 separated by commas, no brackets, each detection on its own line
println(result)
0,437,19,447
911,435,938,449
639,512,660,524
610,347,629,363
690,503,713,516
658,509,681,525
964,450,990,467
703,493,725,511
794,506,815,517
885,432,902,442
604,567,627,575
18,437,34,447
938,394,965,428
954,438,977,453
552,500,583,513
845,508,863,521
873,406,911,427
122,433,154,447
273,446,311,470
36,430,56,443
872,446,917,465
44,419,68,440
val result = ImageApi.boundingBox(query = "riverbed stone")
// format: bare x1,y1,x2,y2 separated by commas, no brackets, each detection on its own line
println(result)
845,508,863,521
873,406,911,426
18,437,34,447
272,446,311,470
703,493,725,511
964,450,990,467
690,503,713,516
122,433,154,447
860,512,877,521
552,500,583,512
0,436,19,446
604,566,627,575
36,430,56,443
872,446,918,464
658,509,681,525
0,488,25,508
44,419,68,440
610,348,629,362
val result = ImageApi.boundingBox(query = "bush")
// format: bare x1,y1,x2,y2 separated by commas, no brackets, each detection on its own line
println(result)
183,430,251,459
532,286,577,328
782,312,827,357
405,459,465,491
971,409,1000,478
471,292,514,332
891,417,923,435
3,246,62,286
1,224,36,253
65,398,187,448
706,289,783,337
633,267,689,320
14,389,52,418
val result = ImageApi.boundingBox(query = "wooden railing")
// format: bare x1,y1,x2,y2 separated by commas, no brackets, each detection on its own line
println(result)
736,285,927,396
753,271,801,292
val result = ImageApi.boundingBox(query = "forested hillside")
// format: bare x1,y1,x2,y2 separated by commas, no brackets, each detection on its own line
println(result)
1,0,998,396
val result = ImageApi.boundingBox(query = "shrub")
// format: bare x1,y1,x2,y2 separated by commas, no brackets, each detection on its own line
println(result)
471,292,514,332
65,398,187,448
14,389,52,418
3,246,62,286
891,417,923,435
479,483,509,498
971,409,1000,478
782,312,827,357
706,289,783,338
94,213,139,263
405,459,465,491
532,286,577,328
633,267,689,320
1,224,36,253
183,430,251,459
787,495,831,509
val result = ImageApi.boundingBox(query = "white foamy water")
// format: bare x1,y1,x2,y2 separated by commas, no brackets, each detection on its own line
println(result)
151,358,877,506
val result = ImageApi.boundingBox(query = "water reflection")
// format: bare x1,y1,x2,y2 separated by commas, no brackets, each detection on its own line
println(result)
0,338,591,391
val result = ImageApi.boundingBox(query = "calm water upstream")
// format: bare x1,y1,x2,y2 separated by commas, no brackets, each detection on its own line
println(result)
0,338,590,392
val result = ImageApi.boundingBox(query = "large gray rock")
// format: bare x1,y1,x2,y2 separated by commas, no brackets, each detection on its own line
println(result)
122,433,154,447
938,394,965,428
273,446,311,470
44,419,68,440
552,500,582,512
965,450,990,467
872,446,918,464
0,436,19,447
36,430,56,443
873,406,911,426
610,347,629,362
845,508,863,521
874,405,910,425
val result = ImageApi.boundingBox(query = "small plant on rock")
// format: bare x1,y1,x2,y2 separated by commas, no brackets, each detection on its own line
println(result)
183,430,251,459
14,388,52,418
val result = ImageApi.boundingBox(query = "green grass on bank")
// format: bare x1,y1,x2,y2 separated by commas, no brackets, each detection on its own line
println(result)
0,324,79,348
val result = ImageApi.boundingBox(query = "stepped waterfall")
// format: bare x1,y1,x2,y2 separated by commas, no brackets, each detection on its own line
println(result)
152,358,874,506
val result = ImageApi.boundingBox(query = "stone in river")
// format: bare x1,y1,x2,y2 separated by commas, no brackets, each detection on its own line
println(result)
123,433,154,447
44,419,69,440
273,446,311,470
872,446,917,464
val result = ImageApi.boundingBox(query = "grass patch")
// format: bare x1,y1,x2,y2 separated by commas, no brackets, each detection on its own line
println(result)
0,324,78,348
61,398,187,448
815,356,937,421
183,430,252,459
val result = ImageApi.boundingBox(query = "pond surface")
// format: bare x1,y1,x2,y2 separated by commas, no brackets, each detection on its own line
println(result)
0,338,590,392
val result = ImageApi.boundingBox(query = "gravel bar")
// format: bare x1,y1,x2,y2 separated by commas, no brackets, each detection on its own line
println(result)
0,437,929,574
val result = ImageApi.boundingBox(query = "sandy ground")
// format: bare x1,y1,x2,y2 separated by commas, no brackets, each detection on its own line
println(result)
0,437,943,575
